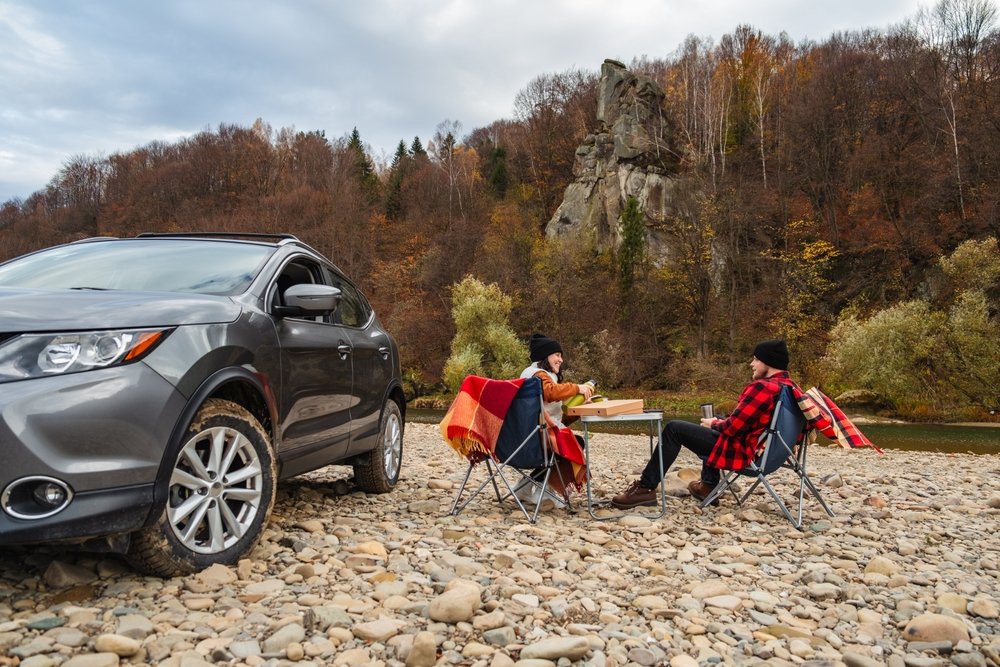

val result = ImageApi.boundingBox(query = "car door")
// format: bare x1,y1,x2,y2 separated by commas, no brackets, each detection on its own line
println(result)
271,257,354,460
325,268,389,454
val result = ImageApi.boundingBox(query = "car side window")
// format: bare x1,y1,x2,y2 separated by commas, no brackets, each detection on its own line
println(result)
325,269,372,328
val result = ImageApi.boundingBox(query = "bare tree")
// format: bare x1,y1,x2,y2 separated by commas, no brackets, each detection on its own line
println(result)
914,0,999,220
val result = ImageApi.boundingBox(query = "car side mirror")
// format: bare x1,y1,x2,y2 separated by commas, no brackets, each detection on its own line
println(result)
273,284,342,318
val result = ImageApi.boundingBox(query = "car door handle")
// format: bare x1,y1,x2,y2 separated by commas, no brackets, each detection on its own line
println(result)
337,344,352,360
378,346,390,360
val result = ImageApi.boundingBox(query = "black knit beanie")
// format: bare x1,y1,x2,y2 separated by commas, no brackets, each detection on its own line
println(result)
529,333,562,362
753,339,789,370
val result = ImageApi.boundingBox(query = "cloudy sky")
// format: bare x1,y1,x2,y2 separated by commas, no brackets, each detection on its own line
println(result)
1,0,925,203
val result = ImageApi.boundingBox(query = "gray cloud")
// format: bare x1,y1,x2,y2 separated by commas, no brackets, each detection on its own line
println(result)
0,0,922,201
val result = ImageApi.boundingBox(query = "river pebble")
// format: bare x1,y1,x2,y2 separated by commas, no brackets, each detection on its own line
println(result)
1,423,998,665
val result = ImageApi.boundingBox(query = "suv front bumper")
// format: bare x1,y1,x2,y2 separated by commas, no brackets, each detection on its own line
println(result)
0,363,186,545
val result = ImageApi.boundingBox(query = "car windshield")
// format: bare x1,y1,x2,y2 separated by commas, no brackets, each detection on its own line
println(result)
0,239,274,295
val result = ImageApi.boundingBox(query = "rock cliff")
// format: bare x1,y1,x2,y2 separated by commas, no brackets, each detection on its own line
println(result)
545,59,679,260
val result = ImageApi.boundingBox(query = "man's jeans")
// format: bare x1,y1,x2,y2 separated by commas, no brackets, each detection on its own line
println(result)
639,419,720,489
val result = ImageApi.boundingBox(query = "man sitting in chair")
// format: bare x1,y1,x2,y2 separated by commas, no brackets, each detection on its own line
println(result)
612,339,795,509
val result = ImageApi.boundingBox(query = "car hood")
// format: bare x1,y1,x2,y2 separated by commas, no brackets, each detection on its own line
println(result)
0,288,243,332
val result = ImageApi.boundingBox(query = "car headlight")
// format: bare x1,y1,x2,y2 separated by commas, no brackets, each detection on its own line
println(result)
0,329,171,382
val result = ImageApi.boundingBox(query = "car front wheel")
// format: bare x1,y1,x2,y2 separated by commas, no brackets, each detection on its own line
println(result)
126,399,276,576
353,400,402,493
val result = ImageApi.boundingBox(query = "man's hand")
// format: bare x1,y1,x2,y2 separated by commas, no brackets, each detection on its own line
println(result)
699,417,715,429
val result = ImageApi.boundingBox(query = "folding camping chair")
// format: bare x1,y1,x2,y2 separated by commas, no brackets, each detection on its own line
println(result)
699,383,835,529
449,376,572,524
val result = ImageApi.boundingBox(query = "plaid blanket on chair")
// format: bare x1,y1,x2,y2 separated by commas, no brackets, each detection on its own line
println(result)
794,386,882,452
439,375,525,460
440,375,588,491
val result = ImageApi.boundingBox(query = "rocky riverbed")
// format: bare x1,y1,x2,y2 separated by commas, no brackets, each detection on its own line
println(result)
2,423,999,667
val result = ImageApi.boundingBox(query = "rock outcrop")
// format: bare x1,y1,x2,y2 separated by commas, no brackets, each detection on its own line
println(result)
545,59,680,260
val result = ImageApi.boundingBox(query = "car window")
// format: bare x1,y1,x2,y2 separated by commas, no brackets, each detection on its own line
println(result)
0,240,273,296
325,269,372,328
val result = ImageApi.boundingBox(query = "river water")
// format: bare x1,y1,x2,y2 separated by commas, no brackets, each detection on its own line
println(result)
408,409,1000,455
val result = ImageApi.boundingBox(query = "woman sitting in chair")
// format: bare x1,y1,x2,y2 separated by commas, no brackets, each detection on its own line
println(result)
519,333,594,428
517,333,593,505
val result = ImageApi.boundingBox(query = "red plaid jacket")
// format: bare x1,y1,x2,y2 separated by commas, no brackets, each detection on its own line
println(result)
706,371,793,471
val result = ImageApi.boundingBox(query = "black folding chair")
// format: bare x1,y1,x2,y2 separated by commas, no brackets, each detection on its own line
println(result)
448,377,572,523
700,383,835,529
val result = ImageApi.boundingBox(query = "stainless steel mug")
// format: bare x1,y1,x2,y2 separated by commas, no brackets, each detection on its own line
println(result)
699,403,714,419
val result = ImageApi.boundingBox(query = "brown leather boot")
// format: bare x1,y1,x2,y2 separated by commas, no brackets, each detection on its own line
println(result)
688,480,720,506
611,480,657,508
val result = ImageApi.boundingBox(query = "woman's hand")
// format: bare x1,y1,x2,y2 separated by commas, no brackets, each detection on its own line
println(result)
577,383,594,401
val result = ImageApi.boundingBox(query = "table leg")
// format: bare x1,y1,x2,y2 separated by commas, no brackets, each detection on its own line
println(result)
586,415,667,521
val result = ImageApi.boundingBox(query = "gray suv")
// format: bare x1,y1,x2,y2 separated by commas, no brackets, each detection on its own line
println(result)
0,233,404,575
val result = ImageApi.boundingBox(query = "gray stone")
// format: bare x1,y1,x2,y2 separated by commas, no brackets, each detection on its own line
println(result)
482,626,516,646
843,652,882,667
26,616,65,630
519,636,590,661
262,622,306,654
951,652,987,667
62,655,120,667
43,561,96,588
312,606,352,629
19,656,57,667
115,613,154,639
907,640,954,653
229,640,262,658
352,618,405,642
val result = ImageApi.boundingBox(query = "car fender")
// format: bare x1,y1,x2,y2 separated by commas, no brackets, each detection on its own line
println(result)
142,366,279,527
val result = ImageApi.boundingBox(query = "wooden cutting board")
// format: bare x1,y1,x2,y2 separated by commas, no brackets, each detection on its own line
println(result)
565,399,644,417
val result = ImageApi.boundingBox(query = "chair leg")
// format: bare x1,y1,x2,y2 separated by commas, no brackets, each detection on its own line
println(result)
797,444,835,517
486,459,505,501
453,462,521,518
737,477,765,505
798,468,835,517
450,462,477,516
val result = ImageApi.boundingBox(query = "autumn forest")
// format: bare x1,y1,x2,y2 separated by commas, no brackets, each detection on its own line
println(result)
2,1,999,419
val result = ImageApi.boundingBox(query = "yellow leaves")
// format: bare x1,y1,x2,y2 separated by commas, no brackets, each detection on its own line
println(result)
801,239,839,264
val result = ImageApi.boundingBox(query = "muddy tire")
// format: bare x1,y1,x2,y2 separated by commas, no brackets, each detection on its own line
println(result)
126,399,276,576
353,400,402,493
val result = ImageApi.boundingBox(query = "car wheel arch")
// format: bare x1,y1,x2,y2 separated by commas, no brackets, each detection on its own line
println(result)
145,367,278,527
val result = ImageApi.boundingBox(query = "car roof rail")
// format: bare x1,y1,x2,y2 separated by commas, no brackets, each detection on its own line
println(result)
135,232,301,243
69,236,121,244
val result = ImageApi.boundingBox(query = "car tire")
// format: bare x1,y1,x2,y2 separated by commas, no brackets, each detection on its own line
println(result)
126,399,276,576
353,400,403,493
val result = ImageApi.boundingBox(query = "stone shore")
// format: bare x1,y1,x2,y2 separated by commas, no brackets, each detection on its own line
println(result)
2,423,999,667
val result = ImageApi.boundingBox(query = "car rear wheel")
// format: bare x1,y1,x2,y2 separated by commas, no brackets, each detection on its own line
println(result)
126,399,276,576
353,400,402,493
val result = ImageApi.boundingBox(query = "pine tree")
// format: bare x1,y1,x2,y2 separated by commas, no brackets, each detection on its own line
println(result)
347,127,379,202
617,196,645,295
409,136,427,158
386,140,409,220
486,146,509,198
